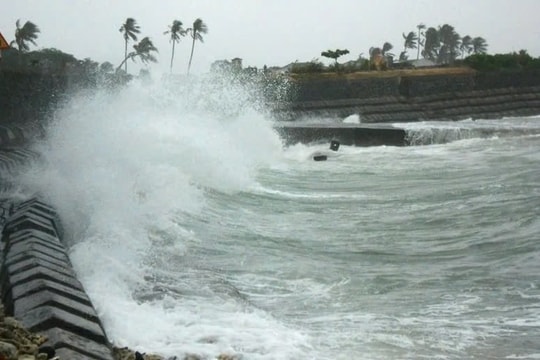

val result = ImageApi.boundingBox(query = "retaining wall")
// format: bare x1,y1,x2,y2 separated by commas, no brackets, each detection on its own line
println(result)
278,69,540,122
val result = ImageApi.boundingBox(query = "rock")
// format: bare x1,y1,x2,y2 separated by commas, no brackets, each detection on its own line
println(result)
217,354,242,360
17,355,35,360
0,341,18,360
182,355,202,360
112,346,165,360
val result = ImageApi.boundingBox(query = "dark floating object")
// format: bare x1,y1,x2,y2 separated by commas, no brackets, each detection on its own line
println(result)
330,140,340,152
313,154,328,161
313,140,340,161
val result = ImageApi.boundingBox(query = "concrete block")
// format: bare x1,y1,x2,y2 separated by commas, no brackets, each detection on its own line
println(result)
4,215,58,238
5,249,71,270
9,278,91,305
54,346,113,360
5,240,68,263
6,210,55,229
10,265,83,292
5,231,64,250
6,236,66,257
14,199,55,215
20,305,107,344
14,289,99,323
5,257,75,279
42,328,114,359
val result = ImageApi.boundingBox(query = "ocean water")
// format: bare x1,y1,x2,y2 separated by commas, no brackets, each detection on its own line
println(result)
15,77,540,360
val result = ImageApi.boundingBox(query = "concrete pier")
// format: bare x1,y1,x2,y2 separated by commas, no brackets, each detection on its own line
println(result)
275,123,407,147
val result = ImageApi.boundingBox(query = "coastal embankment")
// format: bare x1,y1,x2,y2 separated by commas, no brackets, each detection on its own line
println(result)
272,67,540,145
278,68,540,122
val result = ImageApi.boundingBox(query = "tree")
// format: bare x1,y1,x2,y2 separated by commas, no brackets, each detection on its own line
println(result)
119,18,141,73
401,31,418,61
437,24,461,64
416,23,426,60
164,20,186,73
187,18,208,74
472,37,488,54
321,49,350,65
12,19,40,52
460,35,473,59
381,42,394,57
369,44,393,70
100,61,114,73
117,37,158,72
422,27,439,62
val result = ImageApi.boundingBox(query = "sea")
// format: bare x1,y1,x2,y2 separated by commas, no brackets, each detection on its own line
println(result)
9,75,540,360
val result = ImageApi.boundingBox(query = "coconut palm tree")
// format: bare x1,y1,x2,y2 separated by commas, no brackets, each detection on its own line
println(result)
401,31,418,61
119,18,141,73
460,35,473,59
437,24,461,64
381,42,394,57
416,23,426,60
471,37,488,54
422,27,439,62
164,20,186,73
187,18,208,74
117,37,158,72
12,19,40,52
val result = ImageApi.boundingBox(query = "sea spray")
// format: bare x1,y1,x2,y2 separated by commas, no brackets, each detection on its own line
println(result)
16,73,312,358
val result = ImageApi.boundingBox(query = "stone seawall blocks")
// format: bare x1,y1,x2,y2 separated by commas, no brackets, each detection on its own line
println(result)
0,198,114,359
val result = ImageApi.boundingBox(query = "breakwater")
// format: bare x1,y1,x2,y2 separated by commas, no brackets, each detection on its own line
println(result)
0,148,116,359
276,68,540,123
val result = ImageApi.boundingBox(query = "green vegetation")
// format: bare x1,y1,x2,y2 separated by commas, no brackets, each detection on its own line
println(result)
164,20,186,73
400,31,418,61
465,50,540,71
321,49,350,65
12,19,40,52
116,37,159,72
118,18,141,73
187,18,208,75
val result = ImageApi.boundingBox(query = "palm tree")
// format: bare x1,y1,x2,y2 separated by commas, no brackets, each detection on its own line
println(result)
12,19,40,52
437,24,461,64
164,20,186,73
116,36,158,72
422,27,439,62
416,23,426,60
401,31,418,61
471,37,488,54
187,18,208,74
381,42,394,57
460,35,473,59
119,18,141,73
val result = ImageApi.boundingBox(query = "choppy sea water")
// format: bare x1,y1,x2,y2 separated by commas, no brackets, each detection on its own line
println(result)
13,78,540,359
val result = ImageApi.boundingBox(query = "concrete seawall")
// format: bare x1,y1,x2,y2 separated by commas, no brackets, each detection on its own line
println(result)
275,123,407,146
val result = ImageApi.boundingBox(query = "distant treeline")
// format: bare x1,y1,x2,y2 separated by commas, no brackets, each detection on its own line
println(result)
464,51,540,71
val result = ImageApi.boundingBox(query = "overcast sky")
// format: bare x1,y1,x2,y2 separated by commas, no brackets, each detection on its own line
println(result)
1,0,539,74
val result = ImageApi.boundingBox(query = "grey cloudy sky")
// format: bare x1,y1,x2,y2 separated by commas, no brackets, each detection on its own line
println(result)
1,0,539,74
